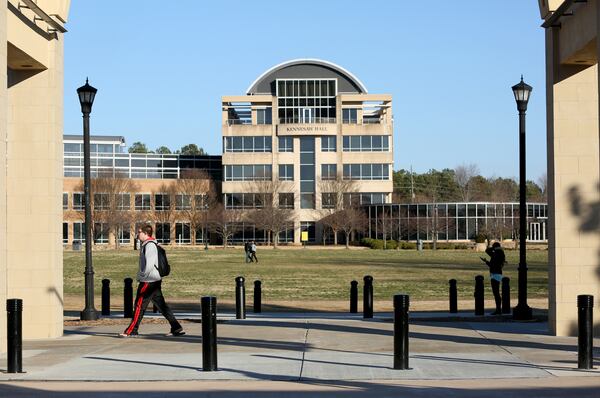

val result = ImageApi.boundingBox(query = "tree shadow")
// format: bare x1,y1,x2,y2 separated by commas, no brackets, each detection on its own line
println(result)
566,183,600,335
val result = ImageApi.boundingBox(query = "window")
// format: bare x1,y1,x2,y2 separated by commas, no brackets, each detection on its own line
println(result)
322,193,336,209
63,193,68,210
224,165,272,181
135,194,151,210
279,164,294,181
224,193,265,209
279,193,294,209
343,164,390,180
117,193,130,210
118,225,131,244
321,136,336,152
73,222,85,241
257,107,272,124
300,137,315,209
175,223,191,244
93,193,109,210
93,223,109,244
155,193,171,211
278,136,293,152
64,143,82,154
155,223,171,244
224,136,272,152
62,223,68,244
73,193,85,210
175,194,191,210
321,164,337,180
342,135,389,152
342,108,357,124
278,223,295,243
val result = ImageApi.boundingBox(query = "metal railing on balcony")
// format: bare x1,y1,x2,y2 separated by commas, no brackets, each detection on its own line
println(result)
226,119,252,126
278,117,336,124
342,118,382,125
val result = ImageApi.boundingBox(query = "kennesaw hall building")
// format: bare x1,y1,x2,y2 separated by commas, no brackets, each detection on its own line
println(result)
222,59,393,244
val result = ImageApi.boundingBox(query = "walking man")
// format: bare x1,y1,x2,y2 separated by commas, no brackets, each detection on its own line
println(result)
250,240,258,263
480,241,506,315
120,224,185,337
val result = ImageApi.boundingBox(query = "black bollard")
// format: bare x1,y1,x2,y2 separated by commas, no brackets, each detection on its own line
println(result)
101,279,110,316
363,275,373,318
393,294,410,370
501,277,511,314
449,279,458,313
124,277,133,318
7,299,23,373
474,275,484,316
202,296,218,371
235,276,246,319
253,280,262,313
350,280,358,313
577,294,594,370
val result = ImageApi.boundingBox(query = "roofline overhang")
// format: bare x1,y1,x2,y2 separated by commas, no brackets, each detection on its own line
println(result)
245,58,368,95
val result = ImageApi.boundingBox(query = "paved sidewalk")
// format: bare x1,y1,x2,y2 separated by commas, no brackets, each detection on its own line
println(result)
0,311,599,396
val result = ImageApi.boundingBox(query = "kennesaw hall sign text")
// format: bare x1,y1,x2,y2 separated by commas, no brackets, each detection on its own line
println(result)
278,124,337,135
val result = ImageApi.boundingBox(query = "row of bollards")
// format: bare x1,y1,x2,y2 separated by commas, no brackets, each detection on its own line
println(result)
449,276,512,315
101,276,262,320
4,290,595,373
348,276,374,318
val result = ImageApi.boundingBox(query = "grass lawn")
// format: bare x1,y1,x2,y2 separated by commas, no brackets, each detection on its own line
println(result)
64,247,548,308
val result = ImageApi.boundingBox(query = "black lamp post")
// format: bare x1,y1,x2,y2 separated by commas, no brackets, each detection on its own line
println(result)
511,76,533,321
77,79,99,321
204,203,209,250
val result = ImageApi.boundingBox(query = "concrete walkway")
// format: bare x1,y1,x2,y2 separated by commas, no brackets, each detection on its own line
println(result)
1,311,599,397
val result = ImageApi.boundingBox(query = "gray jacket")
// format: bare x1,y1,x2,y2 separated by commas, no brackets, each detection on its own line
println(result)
138,239,161,282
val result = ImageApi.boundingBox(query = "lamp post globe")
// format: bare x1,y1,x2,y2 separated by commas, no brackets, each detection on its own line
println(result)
78,78,99,321
512,76,533,321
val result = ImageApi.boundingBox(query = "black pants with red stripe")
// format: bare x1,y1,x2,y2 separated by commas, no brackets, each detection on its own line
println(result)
124,280,182,335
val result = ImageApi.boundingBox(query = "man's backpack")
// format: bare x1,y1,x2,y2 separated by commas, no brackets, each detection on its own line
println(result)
146,241,171,277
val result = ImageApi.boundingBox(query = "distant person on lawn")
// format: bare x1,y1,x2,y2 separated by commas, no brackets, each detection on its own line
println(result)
119,224,185,337
250,241,258,263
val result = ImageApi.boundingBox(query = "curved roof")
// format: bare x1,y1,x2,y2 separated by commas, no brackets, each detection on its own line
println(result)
246,58,368,95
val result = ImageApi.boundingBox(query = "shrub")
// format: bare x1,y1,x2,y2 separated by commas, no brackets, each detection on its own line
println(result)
474,233,487,244
360,238,398,250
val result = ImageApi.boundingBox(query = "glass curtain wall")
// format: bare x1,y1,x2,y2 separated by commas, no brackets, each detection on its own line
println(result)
277,79,337,124
365,203,548,242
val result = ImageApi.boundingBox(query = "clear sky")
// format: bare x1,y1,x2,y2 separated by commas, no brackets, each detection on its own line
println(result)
64,1,546,181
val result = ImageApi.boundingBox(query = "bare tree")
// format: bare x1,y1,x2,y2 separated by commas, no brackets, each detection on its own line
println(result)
454,163,479,201
538,173,548,201
319,173,358,246
246,179,294,247
338,206,369,249
176,170,218,246
75,170,139,248
209,204,244,248
375,210,395,249
151,182,177,243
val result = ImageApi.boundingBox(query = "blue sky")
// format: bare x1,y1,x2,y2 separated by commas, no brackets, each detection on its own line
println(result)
64,1,546,181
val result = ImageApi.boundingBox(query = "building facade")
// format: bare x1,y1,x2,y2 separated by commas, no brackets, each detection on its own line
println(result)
1,0,71,352
62,135,222,246
222,59,394,244
538,1,600,336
